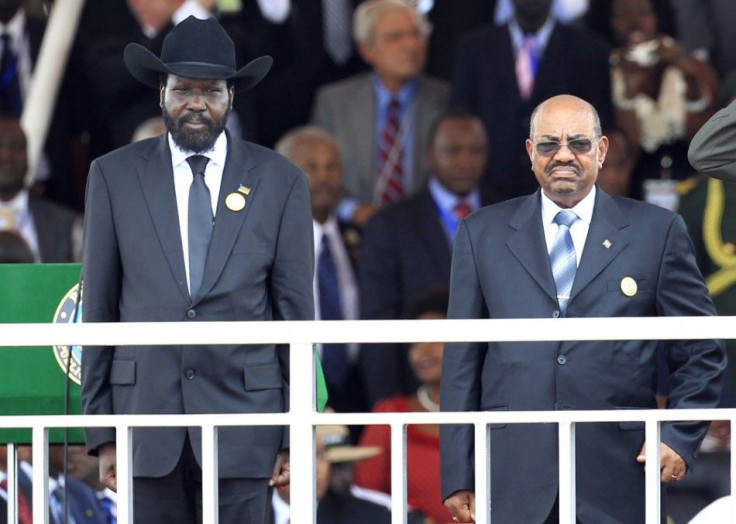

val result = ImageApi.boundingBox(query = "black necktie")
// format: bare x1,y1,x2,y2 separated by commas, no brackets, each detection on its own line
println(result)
318,234,349,388
187,155,212,299
0,33,22,116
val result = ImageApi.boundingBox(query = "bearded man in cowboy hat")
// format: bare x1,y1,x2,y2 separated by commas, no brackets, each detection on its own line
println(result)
80,16,314,523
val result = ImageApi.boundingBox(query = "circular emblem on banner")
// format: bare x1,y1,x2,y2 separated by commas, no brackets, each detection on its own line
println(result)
52,283,83,385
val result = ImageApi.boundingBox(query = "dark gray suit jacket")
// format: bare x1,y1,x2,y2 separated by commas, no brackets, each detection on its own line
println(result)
440,188,726,523
311,73,450,205
81,134,314,478
358,186,497,406
29,197,81,263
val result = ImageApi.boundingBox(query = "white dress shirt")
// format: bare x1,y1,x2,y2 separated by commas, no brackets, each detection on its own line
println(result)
0,189,41,262
540,185,596,267
170,132,227,293
258,0,291,24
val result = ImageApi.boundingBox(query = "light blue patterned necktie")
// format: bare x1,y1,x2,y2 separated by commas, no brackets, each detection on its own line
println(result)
550,210,579,316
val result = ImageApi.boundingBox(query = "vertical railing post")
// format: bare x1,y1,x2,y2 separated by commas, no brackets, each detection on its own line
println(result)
644,419,661,523
201,424,219,523
6,442,18,524
730,413,735,523
31,426,49,524
558,421,576,523
389,422,407,524
474,422,490,524
289,342,316,521
116,425,134,524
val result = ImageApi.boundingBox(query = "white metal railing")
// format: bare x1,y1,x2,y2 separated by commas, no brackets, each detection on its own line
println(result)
1,316,735,524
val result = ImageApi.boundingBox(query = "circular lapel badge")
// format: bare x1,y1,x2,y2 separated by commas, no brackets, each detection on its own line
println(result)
620,277,638,297
225,192,246,212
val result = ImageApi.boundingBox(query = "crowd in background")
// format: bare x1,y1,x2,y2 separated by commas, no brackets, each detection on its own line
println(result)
1,0,736,522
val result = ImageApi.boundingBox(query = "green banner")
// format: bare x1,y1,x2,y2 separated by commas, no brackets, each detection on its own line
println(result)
0,263,84,444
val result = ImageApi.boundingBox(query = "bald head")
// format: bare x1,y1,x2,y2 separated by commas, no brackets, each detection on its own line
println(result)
530,95,602,140
276,126,344,224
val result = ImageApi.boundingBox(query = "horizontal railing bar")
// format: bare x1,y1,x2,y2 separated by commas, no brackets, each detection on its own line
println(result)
0,409,733,429
1,316,735,346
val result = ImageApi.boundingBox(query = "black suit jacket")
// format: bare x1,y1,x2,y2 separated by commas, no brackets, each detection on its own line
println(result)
81,134,315,478
241,0,368,146
452,22,613,201
358,186,498,406
440,188,726,522
29,197,81,263
316,489,390,524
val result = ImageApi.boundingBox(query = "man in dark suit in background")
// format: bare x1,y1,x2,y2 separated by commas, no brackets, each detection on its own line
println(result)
358,110,496,407
80,17,314,523
0,115,82,262
242,0,368,147
276,125,367,416
452,0,613,202
441,95,725,523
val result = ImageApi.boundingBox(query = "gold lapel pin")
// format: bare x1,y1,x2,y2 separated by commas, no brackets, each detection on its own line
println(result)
238,185,251,195
225,192,246,212
602,239,612,249
620,277,637,297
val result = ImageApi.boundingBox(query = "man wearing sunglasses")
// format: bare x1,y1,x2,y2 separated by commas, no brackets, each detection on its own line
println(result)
440,95,725,523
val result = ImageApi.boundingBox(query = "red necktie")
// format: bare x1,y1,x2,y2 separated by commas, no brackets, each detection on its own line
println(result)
454,200,472,220
0,478,33,524
378,98,405,205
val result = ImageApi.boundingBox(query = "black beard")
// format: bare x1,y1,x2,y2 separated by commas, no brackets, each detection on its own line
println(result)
163,108,229,153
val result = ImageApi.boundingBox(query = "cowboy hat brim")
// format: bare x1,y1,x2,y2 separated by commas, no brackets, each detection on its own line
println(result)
123,43,273,92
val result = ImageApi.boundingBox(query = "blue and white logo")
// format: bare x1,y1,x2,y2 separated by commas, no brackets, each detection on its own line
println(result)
52,283,83,385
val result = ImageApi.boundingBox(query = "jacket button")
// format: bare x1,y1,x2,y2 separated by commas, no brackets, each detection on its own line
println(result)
552,310,560,318
187,309,196,319
557,355,567,365
185,369,195,380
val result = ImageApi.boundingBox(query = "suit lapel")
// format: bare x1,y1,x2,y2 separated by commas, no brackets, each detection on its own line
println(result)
570,189,630,300
506,191,558,302
412,76,435,193
138,136,190,303
194,138,260,302
349,77,376,199
533,23,567,100
415,189,452,273
499,25,523,105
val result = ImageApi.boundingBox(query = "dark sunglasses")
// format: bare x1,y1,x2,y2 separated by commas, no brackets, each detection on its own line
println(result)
534,138,596,156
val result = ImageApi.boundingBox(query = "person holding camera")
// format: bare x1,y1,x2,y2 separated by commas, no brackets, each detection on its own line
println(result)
606,0,718,200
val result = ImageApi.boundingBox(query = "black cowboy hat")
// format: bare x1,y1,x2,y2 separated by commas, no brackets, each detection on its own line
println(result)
123,16,272,91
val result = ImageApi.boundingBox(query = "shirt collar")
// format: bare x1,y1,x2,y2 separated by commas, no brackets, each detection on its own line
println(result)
1,9,26,42
313,214,340,239
540,185,596,226
372,74,418,110
428,177,480,212
169,131,228,169
509,16,555,55
0,189,29,213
